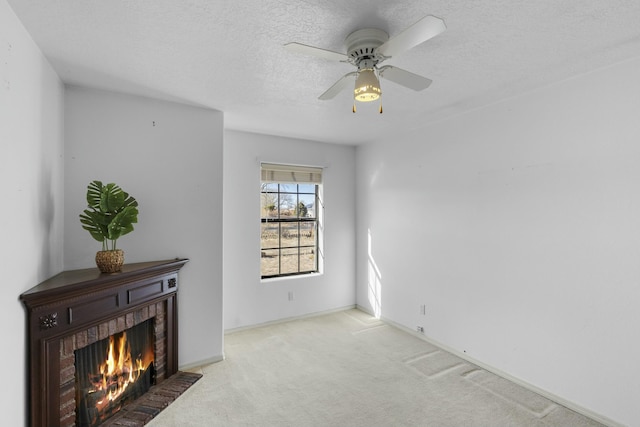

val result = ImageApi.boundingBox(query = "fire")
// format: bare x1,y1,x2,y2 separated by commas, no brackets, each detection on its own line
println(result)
88,331,149,410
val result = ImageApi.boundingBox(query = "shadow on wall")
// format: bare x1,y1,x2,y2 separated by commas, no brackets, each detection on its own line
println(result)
368,229,382,318
38,163,55,279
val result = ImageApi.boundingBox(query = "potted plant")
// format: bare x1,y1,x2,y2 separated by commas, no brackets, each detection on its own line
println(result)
79,180,139,273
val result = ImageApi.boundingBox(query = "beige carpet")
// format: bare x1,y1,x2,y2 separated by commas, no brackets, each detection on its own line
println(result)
146,309,605,427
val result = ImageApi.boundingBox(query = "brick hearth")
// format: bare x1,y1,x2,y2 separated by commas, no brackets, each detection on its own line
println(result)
102,371,202,427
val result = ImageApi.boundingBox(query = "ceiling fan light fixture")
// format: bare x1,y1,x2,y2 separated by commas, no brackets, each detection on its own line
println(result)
354,68,381,102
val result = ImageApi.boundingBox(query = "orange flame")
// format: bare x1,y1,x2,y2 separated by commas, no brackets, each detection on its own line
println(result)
90,331,151,410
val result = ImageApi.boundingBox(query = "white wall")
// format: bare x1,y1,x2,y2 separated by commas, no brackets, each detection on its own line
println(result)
64,87,224,368
1,1,65,425
224,130,356,330
356,56,640,426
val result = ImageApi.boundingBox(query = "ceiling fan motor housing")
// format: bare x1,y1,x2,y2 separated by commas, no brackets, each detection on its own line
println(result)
344,28,389,68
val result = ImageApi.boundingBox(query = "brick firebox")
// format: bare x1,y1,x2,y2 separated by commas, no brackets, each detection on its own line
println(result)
20,259,188,427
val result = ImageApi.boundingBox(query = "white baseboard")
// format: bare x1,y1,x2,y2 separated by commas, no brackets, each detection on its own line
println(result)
181,306,357,371
179,354,224,371
378,313,624,427
224,304,357,335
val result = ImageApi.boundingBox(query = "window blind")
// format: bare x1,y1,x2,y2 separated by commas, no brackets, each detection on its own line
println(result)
261,163,323,184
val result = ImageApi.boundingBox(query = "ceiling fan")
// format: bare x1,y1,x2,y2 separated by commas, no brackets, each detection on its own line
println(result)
284,15,446,113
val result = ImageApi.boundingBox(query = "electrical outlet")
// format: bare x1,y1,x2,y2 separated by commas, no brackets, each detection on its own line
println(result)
288,291,294,301
416,326,424,333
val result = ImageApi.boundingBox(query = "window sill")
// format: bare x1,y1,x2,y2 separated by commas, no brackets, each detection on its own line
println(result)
261,272,323,284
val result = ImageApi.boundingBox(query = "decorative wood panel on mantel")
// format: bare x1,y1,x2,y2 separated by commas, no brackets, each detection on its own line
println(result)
20,258,189,427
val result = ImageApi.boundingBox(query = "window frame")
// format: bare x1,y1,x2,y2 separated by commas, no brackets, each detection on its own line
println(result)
260,182,320,279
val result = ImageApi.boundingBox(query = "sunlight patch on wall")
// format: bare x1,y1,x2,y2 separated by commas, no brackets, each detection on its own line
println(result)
367,229,382,318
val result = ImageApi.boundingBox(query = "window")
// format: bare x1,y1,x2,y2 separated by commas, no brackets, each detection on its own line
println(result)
260,163,322,279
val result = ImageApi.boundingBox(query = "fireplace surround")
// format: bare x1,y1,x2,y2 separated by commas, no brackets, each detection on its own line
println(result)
20,259,189,427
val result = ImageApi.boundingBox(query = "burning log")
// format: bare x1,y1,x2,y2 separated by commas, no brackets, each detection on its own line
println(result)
78,362,155,427
76,325,156,427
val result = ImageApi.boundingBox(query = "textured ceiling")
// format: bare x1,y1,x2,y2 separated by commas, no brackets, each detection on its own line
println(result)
8,0,640,145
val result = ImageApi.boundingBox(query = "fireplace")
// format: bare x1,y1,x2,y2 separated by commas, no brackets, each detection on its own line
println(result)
20,259,190,427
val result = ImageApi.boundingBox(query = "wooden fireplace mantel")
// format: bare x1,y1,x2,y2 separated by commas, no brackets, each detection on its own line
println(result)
20,258,189,427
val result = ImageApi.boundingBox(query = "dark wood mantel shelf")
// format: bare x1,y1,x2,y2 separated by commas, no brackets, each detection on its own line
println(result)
20,258,189,427
21,258,189,309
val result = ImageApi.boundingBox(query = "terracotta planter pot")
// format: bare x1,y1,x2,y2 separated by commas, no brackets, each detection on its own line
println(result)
95,249,125,273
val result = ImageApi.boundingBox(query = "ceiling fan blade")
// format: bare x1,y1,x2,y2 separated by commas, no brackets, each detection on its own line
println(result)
378,66,432,91
377,15,446,57
318,72,358,100
284,42,348,62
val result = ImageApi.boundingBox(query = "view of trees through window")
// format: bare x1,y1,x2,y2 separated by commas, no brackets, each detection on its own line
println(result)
261,183,318,278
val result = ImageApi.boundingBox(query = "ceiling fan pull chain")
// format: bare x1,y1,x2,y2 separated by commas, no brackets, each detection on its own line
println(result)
353,102,356,113
379,98,383,114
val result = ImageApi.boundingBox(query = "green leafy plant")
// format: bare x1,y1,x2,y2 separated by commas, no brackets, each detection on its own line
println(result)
79,180,139,251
